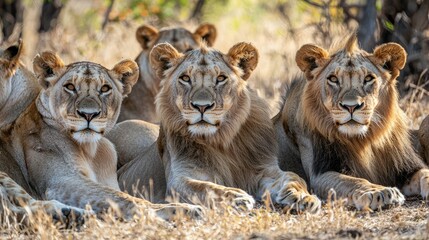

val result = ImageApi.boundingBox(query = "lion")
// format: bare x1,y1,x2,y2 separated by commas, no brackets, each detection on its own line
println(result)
0,50,201,222
0,40,89,225
118,23,217,123
115,42,321,213
418,116,429,164
275,34,429,211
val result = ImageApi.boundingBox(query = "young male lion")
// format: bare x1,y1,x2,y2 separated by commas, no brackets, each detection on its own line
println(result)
116,42,321,213
0,40,88,224
118,23,217,123
0,50,200,221
275,34,429,211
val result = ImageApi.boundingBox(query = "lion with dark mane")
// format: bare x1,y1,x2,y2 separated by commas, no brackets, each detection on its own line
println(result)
275,34,429,211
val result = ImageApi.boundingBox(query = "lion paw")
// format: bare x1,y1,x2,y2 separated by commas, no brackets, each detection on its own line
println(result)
276,186,321,214
420,174,429,199
352,187,405,211
46,201,89,228
223,188,255,211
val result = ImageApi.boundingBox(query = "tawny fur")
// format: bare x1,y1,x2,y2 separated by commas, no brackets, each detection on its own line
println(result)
275,34,429,211
116,43,321,213
0,41,88,224
118,23,217,123
418,116,429,164
0,51,200,222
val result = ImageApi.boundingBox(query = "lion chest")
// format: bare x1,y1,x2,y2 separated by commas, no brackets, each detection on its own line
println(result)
75,139,120,190
189,148,257,191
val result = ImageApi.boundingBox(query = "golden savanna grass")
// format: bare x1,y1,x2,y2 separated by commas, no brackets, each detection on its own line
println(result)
3,0,429,238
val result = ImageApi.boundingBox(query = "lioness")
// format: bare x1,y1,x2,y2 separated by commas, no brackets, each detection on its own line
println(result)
118,23,217,123
116,42,321,213
0,40,87,223
0,50,200,221
275,34,429,211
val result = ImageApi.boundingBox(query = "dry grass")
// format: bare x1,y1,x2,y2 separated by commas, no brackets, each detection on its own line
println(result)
2,0,429,239
1,199,429,239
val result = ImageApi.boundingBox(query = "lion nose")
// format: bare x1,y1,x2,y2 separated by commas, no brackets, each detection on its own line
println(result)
339,102,364,114
191,102,215,113
77,110,101,122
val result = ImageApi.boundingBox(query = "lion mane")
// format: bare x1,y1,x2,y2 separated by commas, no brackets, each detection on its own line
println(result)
116,42,321,214
276,34,429,211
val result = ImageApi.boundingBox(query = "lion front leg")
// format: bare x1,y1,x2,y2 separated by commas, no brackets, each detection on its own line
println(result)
170,176,255,211
258,166,321,214
313,171,404,211
402,168,429,199
0,172,87,226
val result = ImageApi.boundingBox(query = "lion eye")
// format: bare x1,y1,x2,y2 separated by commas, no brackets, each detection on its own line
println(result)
216,75,227,83
327,75,339,85
100,85,111,93
179,75,191,82
364,75,375,84
64,83,76,92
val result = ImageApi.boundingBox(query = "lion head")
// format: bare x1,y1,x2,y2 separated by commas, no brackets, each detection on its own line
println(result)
296,34,406,140
0,40,24,104
150,42,258,144
33,52,138,143
0,39,23,80
136,23,217,53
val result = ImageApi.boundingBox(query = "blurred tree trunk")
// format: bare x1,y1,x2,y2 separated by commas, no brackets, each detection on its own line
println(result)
189,0,205,22
0,0,23,42
38,0,63,33
357,0,378,51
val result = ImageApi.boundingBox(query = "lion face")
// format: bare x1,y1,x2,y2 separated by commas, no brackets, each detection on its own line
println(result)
33,52,138,143
151,42,258,137
136,23,217,52
296,35,406,138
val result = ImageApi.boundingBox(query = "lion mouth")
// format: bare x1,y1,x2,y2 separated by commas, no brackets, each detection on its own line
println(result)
187,120,220,127
73,128,103,134
337,119,366,126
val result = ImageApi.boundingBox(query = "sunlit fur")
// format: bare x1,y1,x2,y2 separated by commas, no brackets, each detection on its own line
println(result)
0,52,201,220
0,41,80,222
0,40,40,128
130,42,323,214
118,23,217,123
299,36,387,138
37,62,124,144
277,35,427,209
156,43,250,145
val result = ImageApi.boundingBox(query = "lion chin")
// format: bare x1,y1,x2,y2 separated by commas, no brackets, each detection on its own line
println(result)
188,122,218,136
337,121,369,137
72,129,103,144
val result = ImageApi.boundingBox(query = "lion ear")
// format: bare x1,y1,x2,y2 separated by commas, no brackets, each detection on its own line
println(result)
136,25,159,50
194,23,217,47
110,60,139,96
227,42,258,80
33,51,65,89
150,43,182,80
295,44,329,81
372,43,406,80
1,39,23,71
